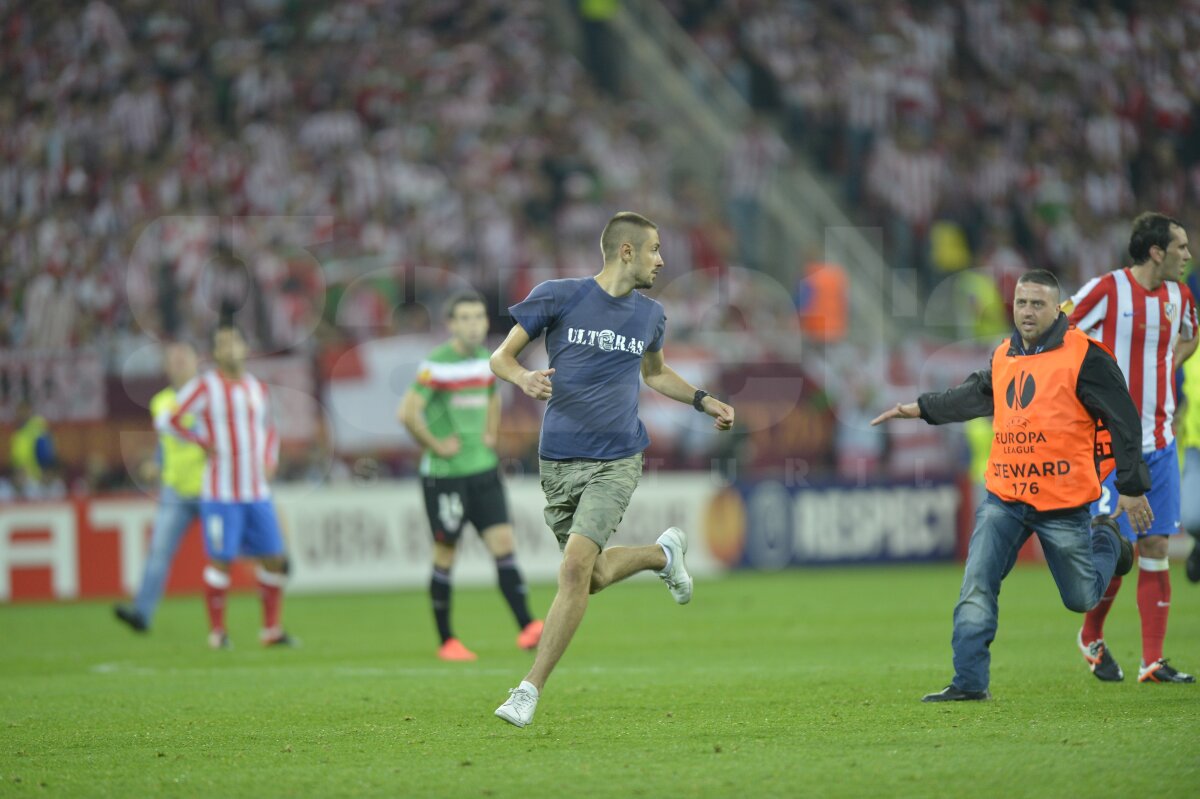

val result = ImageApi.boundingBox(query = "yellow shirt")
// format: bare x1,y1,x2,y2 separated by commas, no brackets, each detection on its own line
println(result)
151,387,206,498
1178,353,1200,451
11,415,48,481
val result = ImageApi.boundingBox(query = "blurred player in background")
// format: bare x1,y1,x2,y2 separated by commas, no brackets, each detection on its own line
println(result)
873,270,1147,701
114,342,206,632
398,291,543,662
9,399,58,498
490,211,735,727
1178,349,1200,582
167,320,295,649
1066,212,1196,684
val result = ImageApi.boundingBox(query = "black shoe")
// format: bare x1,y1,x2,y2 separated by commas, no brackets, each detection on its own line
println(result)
1093,515,1133,576
921,685,991,702
262,631,300,648
1187,539,1200,584
1138,659,1196,684
1077,629,1124,682
113,604,148,632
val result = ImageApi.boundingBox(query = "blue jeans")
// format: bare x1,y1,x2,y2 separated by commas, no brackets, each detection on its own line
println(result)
950,493,1120,692
134,487,201,624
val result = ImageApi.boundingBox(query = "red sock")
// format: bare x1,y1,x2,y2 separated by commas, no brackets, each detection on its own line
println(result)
256,567,286,639
203,566,230,633
1081,575,1122,643
1136,561,1170,665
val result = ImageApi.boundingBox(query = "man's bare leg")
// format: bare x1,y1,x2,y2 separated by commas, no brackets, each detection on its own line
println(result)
589,545,667,593
524,534,601,691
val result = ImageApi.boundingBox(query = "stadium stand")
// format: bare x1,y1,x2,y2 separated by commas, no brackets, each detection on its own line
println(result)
669,0,1200,291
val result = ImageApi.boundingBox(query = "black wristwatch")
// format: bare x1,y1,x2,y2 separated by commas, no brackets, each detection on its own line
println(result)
692,389,710,412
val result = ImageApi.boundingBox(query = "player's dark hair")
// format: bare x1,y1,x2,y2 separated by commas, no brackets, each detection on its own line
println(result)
443,290,486,319
1016,269,1061,299
212,304,241,343
1128,212,1182,264
600,211,658,262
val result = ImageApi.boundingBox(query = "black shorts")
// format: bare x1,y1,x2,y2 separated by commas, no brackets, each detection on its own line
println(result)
421,467,510,544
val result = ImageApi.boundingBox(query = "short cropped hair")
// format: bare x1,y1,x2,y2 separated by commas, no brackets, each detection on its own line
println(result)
1128,212,1183,264
600,211,658,262
1016,269,1061,299
212,314,240,343
443,290,486,319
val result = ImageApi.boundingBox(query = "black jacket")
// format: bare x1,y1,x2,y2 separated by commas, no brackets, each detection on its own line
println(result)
916,313,1150,497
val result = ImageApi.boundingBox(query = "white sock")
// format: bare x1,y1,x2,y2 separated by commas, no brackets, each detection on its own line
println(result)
519,680,539,698
659,542,673,574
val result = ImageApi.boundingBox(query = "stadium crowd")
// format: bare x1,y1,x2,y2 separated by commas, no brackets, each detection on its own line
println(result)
0,0,756,365
2,0,847,495
672,0,1200,292
13,0,1189,493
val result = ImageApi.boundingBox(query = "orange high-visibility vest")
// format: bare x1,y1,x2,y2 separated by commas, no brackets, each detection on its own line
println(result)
985,327,1104,510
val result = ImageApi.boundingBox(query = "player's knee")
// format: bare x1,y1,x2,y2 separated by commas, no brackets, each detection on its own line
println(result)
482,525,514,554
259,555,287,574
432,541,458,570
1138,536,1168,559
558,556,593,591
1063,589,1094,613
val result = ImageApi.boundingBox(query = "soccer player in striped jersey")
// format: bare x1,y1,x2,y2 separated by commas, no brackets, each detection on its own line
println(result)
1065,212,1197,684
398,291,542,662
167,320,295,650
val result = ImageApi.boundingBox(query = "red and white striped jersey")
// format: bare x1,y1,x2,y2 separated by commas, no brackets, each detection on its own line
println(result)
1067,268,1197,452
168,370,279,502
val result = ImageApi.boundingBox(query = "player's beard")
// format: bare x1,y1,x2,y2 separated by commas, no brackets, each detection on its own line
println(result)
634,269,657,290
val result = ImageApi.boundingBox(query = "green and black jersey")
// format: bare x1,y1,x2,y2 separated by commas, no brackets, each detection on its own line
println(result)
411,342,498,478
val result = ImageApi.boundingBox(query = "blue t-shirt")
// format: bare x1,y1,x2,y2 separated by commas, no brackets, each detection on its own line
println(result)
509,278,666,460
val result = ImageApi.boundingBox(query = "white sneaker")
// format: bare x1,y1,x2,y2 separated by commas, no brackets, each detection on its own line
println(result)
656,526,692,605
495,685,539,727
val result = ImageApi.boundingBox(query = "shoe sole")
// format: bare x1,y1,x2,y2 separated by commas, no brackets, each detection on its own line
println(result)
921,693,991,702
495,709,528,727
1138,671,1195,684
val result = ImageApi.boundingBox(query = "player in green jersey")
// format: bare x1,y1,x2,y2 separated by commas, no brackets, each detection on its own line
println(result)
399,291,543,660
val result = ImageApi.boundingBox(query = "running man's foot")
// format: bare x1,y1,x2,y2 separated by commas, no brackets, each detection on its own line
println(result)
438,638,478,662
1077,629,1124,681
495,682,539,727
921,685,991,702
207,630,232,650
1138,659,1195,683
113,604,148,633
656,526,692,605
516,620,544,651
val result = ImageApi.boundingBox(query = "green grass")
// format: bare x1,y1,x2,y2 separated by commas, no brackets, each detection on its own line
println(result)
1,566,1198,798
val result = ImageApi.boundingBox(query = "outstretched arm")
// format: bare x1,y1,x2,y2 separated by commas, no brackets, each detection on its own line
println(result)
870,402,921,425
490,323,556,401
640,348,734,431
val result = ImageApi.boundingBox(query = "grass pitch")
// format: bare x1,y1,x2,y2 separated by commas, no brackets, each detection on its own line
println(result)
1,565,1197,798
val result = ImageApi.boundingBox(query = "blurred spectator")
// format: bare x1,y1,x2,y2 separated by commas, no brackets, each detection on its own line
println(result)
724,116,788,272
9,399,60,498
793,256,848,343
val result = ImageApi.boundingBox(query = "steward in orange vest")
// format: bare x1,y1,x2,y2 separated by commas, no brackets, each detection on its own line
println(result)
918,314,1148,511
871,270,1152,702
